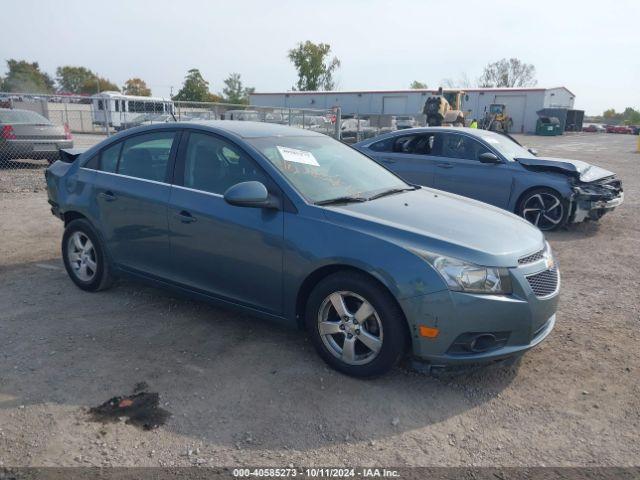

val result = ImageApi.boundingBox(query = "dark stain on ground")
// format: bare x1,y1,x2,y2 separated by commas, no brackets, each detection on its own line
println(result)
89,385,170,430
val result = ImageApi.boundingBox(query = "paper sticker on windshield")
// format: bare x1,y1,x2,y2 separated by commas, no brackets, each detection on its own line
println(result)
277,146,319,166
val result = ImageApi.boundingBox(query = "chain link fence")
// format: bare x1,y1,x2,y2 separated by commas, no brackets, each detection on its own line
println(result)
0,92,342,192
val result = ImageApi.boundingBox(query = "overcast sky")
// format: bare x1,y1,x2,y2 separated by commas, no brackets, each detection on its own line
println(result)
1,0,638,115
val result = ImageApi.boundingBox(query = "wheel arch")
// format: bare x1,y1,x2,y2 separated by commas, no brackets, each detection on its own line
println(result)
63,210,88,226
294,264,410,337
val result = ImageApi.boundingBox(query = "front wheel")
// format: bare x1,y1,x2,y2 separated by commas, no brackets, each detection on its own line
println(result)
517,188,569,231
305,272,408,378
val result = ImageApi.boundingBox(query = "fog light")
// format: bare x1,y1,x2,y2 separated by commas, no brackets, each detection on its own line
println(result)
469,334,497,353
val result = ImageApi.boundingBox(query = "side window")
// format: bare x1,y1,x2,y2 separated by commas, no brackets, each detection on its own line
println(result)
389,134,441,155
369,137,393,152
443,134,476,160
183,132,268,195
118,131,176,182
392,135,417,153
99,142,122,173
412,134,441,156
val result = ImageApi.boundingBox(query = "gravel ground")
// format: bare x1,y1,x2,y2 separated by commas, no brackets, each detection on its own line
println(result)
0,133,638,468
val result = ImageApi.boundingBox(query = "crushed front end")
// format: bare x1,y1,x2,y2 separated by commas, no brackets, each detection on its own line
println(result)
570,176,624,223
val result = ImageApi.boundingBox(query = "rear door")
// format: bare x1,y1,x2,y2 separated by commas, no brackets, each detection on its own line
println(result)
91,130,179,278
366,133,442,187
433,132,513,207
168,130,284,314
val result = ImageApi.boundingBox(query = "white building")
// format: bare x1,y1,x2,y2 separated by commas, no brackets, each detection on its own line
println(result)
250,87,576,133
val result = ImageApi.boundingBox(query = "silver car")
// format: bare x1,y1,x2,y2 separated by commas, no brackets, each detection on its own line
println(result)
0,108,73,163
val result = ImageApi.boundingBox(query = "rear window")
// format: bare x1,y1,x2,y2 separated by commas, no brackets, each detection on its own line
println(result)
0,109,52,125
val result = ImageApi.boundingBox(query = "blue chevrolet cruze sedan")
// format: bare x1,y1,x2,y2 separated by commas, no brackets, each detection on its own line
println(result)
46,121,559,377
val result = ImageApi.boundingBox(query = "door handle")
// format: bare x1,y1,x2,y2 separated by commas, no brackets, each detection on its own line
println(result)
98,191,117,202
176,210,197,223
436,163,453,169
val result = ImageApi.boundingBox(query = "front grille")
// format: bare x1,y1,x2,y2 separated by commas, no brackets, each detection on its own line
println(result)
526,267,559,297
519,248,545,265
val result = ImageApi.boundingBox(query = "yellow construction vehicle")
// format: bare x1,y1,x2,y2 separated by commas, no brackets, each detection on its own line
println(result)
480,103,513,133
423,88,466,126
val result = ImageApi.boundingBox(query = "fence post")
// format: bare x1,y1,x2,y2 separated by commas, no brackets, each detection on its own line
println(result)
334,107,341,141
102,99,110,137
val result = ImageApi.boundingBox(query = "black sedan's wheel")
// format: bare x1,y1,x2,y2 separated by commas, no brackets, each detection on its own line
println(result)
517,188,569,231
62,219,114,292
305,272,408,378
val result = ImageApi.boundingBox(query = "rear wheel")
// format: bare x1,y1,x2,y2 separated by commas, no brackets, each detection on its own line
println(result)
62,219,114,291
305,272,408,378
517,188,569,231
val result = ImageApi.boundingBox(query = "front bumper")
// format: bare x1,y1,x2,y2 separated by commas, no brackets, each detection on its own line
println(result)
400,263,559,366
571,180,624,223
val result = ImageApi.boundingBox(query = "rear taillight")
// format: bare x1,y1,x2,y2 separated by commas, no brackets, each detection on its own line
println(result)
1,125,16,140
64,123,72,140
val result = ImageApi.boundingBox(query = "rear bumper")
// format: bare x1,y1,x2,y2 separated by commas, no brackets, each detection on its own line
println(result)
0,139,73,158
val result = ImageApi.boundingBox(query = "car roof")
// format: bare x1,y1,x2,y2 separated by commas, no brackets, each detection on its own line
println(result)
179,120,326,138
355,126,508,145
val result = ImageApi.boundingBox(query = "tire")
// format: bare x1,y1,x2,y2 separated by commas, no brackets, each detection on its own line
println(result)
517,187,569,231
305,271,408,378
62,219,114,292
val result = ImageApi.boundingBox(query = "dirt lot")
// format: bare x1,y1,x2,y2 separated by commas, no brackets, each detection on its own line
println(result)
0,133,638,468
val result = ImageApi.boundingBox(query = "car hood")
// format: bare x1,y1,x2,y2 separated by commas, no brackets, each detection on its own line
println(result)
516,156,614,182
321,188,544,267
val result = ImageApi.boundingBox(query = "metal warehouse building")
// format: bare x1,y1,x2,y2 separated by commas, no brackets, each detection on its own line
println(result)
250,86,577,133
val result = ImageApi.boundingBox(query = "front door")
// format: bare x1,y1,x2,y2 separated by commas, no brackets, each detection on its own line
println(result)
92,130,178,278
168,131,284,314
433,133,514,208
369,133,442,187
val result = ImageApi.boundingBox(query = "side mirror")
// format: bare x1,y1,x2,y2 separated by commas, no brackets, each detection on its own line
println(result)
223,181,279,209
528,148,539,156
479,152,501,164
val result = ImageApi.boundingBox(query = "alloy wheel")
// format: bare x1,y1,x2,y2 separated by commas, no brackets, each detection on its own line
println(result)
67,231,97,282
522,193,564,230
317,291,383,366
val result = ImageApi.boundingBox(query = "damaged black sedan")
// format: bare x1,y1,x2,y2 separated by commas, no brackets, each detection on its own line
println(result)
355,128,623,231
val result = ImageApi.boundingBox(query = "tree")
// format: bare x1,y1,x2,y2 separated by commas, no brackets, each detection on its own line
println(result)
409,81,428,89
123,78,151,96
622,107,640,125
441,72,473,89
478,58,537,88
173,68,217,102
78,75,119,95
220,73,254,104
56,66,96,93
287,41,340,91
1,59,54,93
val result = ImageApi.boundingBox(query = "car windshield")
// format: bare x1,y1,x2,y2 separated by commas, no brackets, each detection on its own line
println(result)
0,109,52,125
476,131,535,161
248,135,409,204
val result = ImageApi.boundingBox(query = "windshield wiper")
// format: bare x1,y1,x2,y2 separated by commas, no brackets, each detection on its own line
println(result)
367,186,417,201
315,195,368,206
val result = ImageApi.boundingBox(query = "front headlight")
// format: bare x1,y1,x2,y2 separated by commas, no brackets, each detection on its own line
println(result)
412,250,512,294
